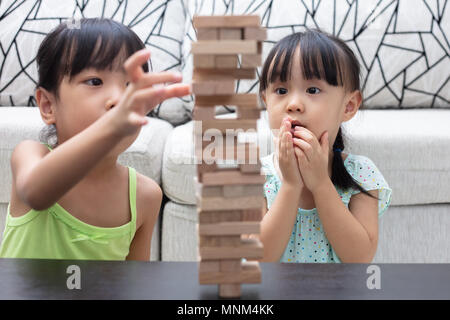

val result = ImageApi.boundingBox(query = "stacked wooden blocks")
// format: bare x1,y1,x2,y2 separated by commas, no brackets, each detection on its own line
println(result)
191,15,267,298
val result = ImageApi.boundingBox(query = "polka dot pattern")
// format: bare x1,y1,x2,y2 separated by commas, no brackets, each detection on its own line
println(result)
260,152,392,264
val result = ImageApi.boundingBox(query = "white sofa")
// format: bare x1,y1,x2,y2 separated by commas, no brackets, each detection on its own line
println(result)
1,1,449,262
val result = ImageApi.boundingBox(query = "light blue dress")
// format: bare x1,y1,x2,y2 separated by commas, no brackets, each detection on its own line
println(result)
260,153,392,263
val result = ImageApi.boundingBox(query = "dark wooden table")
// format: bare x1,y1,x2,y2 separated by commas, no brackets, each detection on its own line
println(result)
0,259,448,300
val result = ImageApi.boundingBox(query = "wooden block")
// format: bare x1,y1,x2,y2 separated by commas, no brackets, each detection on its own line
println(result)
202,169,265,186
191,40,258,55
242,208,264,221
241,54,262,68
193,54,215,68
193,15,260,29
214,81,235,95
200,238,263,260
198,184,262,198
199,261,220,273
243,27,267,40
201,119,257,134
199,235,220,247
193,105,216,120
220,236,241,246
194,68,255,80
197,185,223,198
222,184,263,198
198,210,242,224
198,195,263,211
196,163,218,175
219,28,243,40
192,80,235,96
196,94,259,109
240,163,262,173
199,235,241,247
219,284,241,298
237,107,261,119
215,55,238,68
199,221,260,235
201,142,259,165
220,259,241,272
196,28,219,40
192,82,216,96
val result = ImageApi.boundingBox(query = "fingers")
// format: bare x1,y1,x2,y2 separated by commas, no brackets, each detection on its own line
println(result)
124,49,151,83
134,71,183,90
130,83,191,114
292,137,312,161
293,127,319,148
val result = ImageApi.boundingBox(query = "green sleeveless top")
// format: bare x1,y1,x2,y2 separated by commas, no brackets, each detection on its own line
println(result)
0,167,138,261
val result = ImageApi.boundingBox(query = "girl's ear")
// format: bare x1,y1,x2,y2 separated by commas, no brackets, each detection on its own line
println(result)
341,90,362,122
36,87,57,125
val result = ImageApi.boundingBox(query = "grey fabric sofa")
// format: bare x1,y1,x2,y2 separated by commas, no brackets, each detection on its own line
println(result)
1,1,449,262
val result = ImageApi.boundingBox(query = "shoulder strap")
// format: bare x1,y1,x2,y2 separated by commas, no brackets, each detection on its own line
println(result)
41,142,52,151
128,167,137,241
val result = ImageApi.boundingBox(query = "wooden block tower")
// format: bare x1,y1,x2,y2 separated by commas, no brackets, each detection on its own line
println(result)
191,15,267,298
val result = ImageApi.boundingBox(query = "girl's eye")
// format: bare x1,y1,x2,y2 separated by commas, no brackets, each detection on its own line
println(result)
275,88,288,95
85,78,103,86
306,87,321,94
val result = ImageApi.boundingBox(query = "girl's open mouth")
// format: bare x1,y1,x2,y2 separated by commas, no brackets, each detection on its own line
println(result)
289,120,303,136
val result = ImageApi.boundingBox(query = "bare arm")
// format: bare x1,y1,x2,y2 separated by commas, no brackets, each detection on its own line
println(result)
259,184,300,262
126,177,162,261
313,180,379,263
12,115,126,210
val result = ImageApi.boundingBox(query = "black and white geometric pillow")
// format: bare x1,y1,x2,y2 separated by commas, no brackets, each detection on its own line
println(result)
0,0,191,125
182,0,449,116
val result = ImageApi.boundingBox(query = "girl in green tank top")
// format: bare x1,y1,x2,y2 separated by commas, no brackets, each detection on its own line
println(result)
0,18,190,261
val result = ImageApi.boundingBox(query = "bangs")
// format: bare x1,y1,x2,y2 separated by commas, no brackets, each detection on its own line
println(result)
260,30,359,93
60,18,148,80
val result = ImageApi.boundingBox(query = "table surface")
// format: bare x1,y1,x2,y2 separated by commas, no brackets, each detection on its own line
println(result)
0,259,448,300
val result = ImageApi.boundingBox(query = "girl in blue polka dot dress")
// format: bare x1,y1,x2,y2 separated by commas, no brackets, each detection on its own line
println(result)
258,30,392,263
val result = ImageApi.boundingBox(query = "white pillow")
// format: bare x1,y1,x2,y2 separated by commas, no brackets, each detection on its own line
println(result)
181,0,449,116
0,0,190,125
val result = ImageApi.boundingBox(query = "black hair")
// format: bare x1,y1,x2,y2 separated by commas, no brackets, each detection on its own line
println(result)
260,29,376,198
36,18,148,147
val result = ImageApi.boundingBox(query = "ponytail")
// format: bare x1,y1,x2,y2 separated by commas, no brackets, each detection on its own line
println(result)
331,127,377,199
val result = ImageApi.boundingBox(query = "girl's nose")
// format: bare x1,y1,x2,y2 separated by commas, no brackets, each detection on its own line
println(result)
286,101,304,113
286,94,304,113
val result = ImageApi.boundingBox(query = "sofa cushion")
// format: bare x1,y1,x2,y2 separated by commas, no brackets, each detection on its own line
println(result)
343,109,450,206
161,201,450,263
0,0,189,125
162,109,450,207
181,0,449,119
0,107,173,203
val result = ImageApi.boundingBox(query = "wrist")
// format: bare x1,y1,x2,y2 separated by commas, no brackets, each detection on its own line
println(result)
280,182,301,200
311,178,333,198
102,108,133,139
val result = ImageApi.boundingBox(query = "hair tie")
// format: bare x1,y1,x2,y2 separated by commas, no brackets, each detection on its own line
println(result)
334,148,342,153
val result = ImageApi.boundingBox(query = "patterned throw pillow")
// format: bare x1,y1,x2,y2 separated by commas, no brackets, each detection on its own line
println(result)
182,0,449,119
0,0,190,125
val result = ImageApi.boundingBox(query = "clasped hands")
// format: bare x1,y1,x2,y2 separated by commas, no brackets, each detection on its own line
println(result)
275,117,330,193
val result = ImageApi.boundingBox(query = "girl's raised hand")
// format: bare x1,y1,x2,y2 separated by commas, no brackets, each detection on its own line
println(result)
112,49,191,136
292,127,330,193
276,118,303,188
